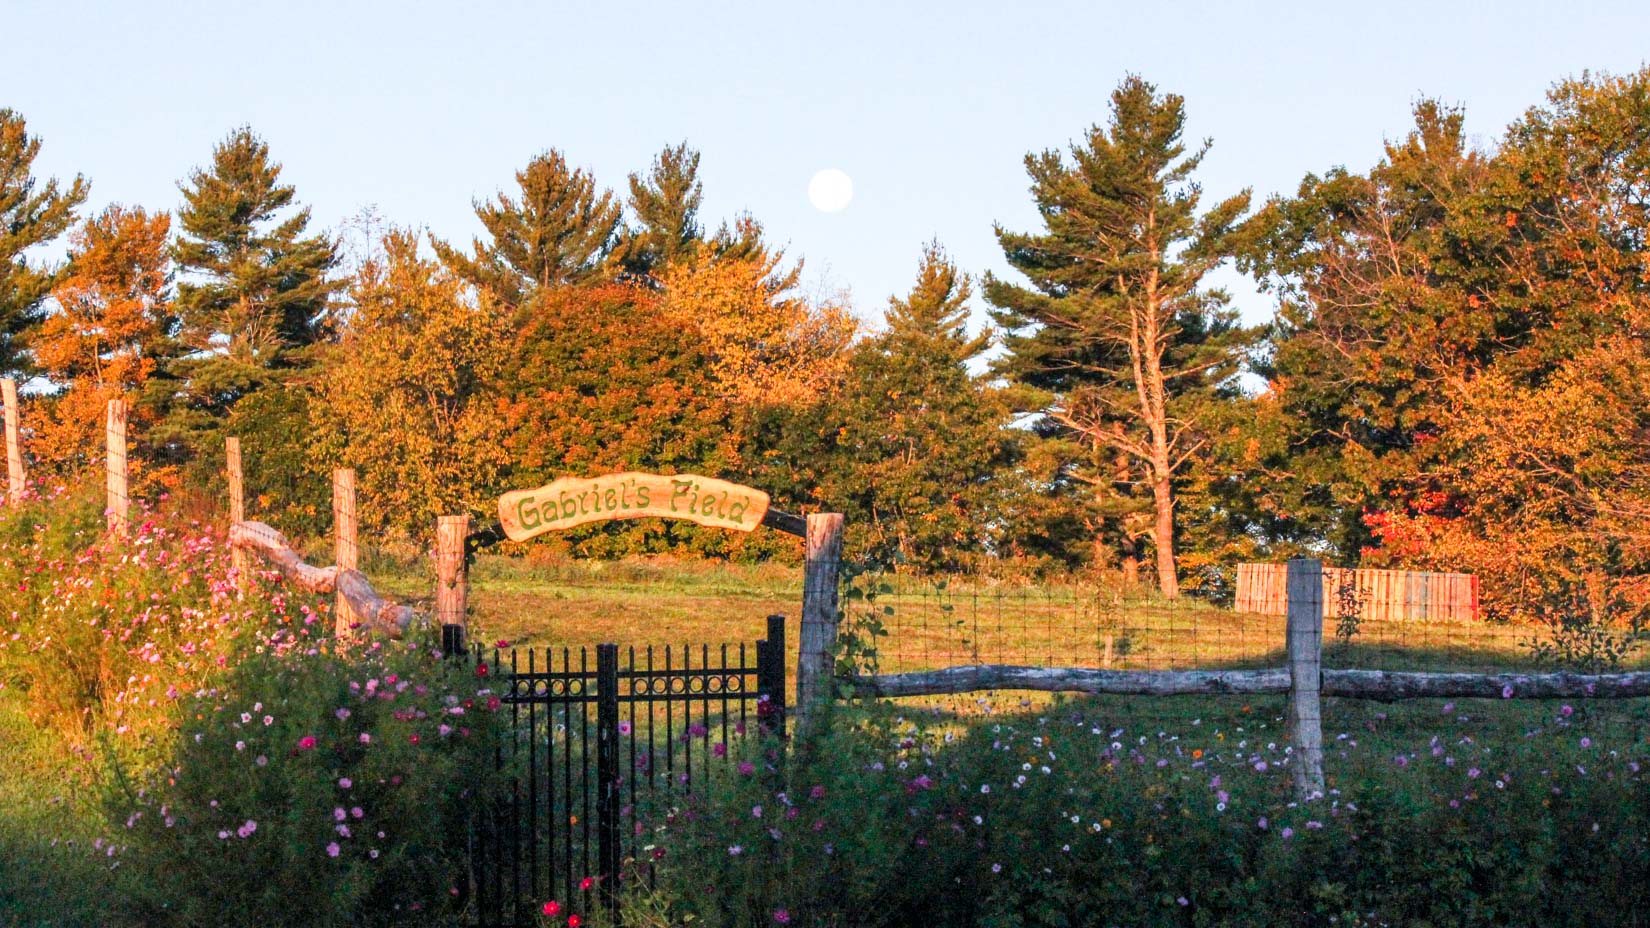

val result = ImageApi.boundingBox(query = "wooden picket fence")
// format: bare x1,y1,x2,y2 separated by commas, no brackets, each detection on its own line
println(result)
1234,562,1480,622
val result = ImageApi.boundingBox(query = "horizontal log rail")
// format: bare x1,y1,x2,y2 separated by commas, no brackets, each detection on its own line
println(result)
230,521,416,637
845,665,1650,701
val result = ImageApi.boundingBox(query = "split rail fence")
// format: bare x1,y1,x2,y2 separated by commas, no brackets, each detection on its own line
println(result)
848,559,1650,800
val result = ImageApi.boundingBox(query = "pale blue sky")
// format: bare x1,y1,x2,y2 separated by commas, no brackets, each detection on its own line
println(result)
9,0,1650,332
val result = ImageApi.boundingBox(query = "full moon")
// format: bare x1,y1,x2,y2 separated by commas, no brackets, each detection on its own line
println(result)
807,168,854,212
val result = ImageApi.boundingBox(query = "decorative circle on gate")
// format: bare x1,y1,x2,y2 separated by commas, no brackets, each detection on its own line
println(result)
669,677,688,695
707,675,723,694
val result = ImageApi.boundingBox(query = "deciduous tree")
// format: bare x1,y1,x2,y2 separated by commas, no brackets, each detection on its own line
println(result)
311,229,511,536
34,205,175,474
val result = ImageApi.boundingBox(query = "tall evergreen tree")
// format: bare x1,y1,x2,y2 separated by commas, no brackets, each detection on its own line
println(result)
157,127,337,492
803,244,1013,570
619,142,704,277
0,109,89,375
986,77,1252,598
173,127,336,363
433,149,621,305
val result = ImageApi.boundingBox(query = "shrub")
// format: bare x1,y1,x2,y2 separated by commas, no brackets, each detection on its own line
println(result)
110,632,512,927
0,480,305,761
645,697,1650,928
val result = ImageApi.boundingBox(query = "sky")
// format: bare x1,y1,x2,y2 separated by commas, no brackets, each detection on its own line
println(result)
9,0,1650,335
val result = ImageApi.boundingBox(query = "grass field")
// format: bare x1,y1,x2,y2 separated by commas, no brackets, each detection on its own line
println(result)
366,551,1567,678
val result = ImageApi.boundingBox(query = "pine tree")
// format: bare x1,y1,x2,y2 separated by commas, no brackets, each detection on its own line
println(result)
433,149,621,305
173,127,337,364
0,109,89,375
157,127,337,497
884,241,988,356
618,142,704,277
986,77,1252,598
807,244,1014,570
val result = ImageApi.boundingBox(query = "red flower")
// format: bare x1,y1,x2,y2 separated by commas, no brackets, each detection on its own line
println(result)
409,733,421,745
568,917,582,928
580,876,594,891
486,696,501,712
476,663,489,678
297,735,317,751
542,901,561,916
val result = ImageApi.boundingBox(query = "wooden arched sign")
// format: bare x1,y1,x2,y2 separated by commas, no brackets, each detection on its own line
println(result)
499,472,784,542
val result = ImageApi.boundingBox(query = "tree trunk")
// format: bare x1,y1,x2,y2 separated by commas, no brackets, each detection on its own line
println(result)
1151,474,1179,598
1119,537,1140,586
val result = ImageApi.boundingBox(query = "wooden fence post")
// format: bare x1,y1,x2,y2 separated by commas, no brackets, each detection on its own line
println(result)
226,438,248,591
796,512,845,736
333,469,358,635
2,378,22,504
1287,557,1326,800
436,514,471,653
105,399,128,536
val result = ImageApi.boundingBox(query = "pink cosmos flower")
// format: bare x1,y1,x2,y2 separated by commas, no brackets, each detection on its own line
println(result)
297,735,317,750
326,842,341,858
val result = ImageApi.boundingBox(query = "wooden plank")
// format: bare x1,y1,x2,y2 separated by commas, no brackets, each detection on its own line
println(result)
1327,669,1650,699
848,667,1650,701
760,507,807,537
849,665,1291,698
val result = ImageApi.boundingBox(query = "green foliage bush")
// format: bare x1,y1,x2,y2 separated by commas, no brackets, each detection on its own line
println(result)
111,633,511,927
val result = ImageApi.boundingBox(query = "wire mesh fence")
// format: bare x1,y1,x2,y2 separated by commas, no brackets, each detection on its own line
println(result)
860,578,1648,677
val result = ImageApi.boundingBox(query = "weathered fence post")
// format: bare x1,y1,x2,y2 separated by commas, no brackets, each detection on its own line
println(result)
226,437,249,592
333,469,358,635
796,512,845,736
436,514,470,653
1287,557,1326,800
2,378,22,504
105,398,128,536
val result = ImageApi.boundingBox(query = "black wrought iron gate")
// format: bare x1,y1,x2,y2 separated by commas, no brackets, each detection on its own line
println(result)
465,615,786,927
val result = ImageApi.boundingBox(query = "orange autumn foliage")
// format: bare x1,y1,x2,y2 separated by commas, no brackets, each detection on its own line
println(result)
33,205,174,476
658,250,855,408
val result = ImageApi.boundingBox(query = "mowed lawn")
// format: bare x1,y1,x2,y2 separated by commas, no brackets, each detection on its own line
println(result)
367,553,1565,677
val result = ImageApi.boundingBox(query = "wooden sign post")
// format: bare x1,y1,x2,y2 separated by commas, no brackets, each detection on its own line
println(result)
333,469,358,636
105,399,128,536
2,378,22,504
226,438,248,591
